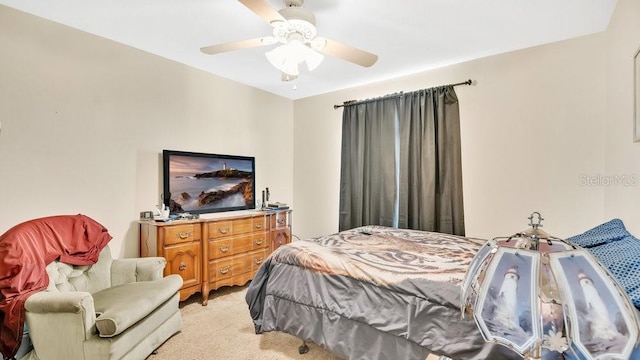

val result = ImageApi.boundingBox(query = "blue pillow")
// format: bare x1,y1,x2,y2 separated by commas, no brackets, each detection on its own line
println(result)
587,236,640,308
567,218,630,248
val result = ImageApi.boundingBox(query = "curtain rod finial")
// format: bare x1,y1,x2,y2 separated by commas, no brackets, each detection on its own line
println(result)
335,100,357,109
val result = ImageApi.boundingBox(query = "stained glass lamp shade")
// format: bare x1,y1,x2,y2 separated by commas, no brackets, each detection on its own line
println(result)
460,212,640,360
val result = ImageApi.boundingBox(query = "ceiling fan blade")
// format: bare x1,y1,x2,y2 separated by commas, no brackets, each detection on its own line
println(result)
238,0,286,24
315,37,378,67
200,37,276,55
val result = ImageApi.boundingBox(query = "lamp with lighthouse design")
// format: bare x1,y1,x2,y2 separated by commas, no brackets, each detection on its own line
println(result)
460,212,640,360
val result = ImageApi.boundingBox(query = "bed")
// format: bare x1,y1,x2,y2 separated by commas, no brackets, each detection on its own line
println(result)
245,225,521,360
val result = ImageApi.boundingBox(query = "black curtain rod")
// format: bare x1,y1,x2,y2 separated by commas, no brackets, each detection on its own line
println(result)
333,79,473,109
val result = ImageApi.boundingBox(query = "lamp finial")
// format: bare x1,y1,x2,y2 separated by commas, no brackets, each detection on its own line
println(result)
528,212,544,229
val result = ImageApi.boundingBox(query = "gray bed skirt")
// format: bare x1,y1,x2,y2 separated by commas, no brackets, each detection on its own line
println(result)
247,260,519,360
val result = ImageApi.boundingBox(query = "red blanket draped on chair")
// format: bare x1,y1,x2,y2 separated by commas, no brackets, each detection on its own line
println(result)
0,215,112,359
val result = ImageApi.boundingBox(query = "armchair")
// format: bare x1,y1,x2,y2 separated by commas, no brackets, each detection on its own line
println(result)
22,246,182,360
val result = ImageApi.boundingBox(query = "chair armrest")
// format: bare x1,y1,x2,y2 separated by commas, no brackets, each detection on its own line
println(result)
110,257,166,286
25,291,95,315
25,291,97,347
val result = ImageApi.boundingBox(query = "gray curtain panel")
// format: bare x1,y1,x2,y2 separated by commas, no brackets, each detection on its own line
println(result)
339,98,397,231
397,87,465,235
339,86,465,236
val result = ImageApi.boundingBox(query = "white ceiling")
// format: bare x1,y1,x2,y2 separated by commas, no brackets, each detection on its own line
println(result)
1,0,617,100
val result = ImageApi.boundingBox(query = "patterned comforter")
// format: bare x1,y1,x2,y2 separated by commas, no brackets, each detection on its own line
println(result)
246,226,519,360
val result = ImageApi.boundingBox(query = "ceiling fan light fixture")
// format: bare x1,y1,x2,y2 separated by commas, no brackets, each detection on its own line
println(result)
265,39,323,76
281,72,298,82
265,44,300,76
302,45,323,71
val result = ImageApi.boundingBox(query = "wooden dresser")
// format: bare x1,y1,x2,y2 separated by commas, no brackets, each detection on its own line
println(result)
139,210,291,305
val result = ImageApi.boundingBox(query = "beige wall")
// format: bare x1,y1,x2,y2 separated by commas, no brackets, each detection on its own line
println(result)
294,33,608,240
604,0,640,235
0,6,294,258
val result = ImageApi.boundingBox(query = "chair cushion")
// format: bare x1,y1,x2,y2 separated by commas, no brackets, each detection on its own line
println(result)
45,246,113,293
92,274,182,337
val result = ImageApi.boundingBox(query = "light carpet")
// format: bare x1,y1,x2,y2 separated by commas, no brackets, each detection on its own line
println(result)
148,285,342,360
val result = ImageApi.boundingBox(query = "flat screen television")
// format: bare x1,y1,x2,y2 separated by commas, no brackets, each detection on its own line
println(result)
162,150,255,215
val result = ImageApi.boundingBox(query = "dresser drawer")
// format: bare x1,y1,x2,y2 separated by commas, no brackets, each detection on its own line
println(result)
231,218,254,235
209,238,233,258
209,234,251,258
208,216,268,239
252,216,267,232
209,254,253,282
208,220,233,238
251,232,269,251
163,224,200,246
208,232,269,259
250,249,269,271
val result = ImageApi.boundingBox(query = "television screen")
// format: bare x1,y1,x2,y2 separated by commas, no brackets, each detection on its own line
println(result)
163,150,255,214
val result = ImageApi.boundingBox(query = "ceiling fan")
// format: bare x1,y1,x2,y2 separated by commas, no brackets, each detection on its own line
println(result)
200,0,378,81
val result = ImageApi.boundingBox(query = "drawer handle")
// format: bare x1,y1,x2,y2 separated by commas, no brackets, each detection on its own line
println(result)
177,231,192,239
255,223,263,229
254,258,263,265
218,245,231,253
218,266,231,275
179,262,187,271
277,219,285,225
218,227,230,234
254,238,264,245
